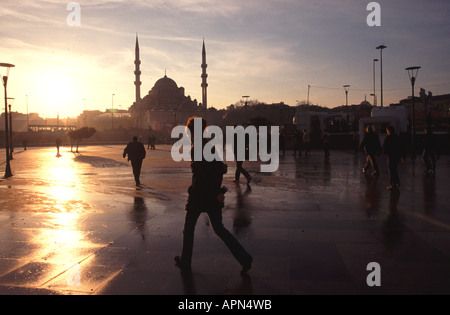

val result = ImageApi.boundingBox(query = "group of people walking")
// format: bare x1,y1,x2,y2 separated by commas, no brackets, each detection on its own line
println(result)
281,129,312,157
360,125,436,190
121,119,437,276
122,119,253,275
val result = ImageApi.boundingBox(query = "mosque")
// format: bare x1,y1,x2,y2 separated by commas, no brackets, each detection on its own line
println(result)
129,35,218,132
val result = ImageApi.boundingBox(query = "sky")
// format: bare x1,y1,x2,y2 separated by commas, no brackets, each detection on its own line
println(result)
1,0,449,118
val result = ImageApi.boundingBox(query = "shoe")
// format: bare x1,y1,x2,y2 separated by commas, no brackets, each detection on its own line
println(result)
174,256,191,272
241,257,253,274
372,171,378,176
247,176,252,185
362,168,366,173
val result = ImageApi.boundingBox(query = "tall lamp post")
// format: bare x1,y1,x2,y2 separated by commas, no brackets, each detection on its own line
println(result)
343,85,350,130
376,45,387,107
1,63,15,178
307,84,310,106
26,95,30,132
405,66,421,160
83,98,87,127
372,59,378,106
111,93,115,130
242,95,250,124
7,97,14,160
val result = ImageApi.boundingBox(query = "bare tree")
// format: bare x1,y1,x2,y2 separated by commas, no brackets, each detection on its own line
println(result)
68,127,96,153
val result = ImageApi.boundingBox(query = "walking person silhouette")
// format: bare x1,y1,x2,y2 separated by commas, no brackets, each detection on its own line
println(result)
233,129,252,185
123,136,146,186
360,125,381,175
383,126,405,190
422,127,436,174
175,117,253,274
56,137,62,157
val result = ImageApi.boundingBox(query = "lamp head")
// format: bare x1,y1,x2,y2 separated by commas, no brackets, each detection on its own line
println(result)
0,63,15,68
0,63,15,86
405,66,421,81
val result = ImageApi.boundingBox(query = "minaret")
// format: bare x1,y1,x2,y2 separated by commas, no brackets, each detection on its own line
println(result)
201,40,208,110
134,34,142,104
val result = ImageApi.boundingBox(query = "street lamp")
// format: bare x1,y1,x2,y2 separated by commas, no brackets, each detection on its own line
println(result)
26,95,30,132
242,95,250,124
376,44,387,107
83,98,87,127
7,97,14,160
0,63,15,178
111,94,115,130
405,66,421,160
307,84,310,106
343,85,350,130
373,59,378,106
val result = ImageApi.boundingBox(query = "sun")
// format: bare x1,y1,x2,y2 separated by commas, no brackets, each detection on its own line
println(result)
36,70,80,117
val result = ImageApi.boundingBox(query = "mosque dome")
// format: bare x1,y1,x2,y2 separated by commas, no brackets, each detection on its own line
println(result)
154,75,178,91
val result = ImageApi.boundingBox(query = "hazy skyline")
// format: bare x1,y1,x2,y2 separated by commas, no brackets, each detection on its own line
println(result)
1,0,449,118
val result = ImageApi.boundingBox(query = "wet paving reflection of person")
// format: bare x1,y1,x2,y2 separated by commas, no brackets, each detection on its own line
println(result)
233,185,252,236
130,196,148,240
363,175,381,217
382,189,404,251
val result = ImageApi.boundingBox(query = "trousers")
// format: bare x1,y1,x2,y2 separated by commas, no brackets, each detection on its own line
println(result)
180,207,252,267
235,161,251,181
422,149,436,171
364,151,379,173
131,159,143,184
388,157,400,186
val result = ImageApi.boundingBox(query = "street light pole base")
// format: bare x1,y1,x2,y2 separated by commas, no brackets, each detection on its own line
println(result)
4,162,13,178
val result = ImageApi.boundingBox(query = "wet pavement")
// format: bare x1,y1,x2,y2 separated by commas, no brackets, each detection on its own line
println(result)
0,145,449,295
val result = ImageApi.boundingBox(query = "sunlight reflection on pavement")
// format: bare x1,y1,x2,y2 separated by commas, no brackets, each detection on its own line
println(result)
0,146,165,294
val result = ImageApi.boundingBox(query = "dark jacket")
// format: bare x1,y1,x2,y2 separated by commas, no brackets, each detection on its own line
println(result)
360,130,381,154
423,132,435,152
123,141,146,161
383,133,404,160
186,144,227,212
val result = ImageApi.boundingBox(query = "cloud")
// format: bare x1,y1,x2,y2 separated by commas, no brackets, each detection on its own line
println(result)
1,0,449,115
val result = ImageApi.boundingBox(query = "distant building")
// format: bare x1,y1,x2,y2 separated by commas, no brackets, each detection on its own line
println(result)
0,112,45,132
294,100,373,134
223,102,296,127
396,92,450,131
77,109,132,131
